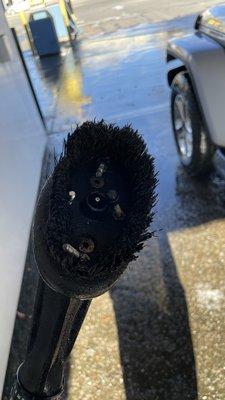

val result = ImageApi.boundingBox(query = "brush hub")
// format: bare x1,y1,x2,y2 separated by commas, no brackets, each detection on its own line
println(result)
32,121,156,299
33,171,129,299
86,192,108,212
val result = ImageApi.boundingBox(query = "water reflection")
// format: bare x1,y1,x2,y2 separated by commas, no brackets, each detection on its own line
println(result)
55,42,91,121
25,41,91,129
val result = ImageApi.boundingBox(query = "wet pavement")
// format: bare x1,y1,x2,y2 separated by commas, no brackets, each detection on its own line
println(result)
74,0,223,39
3,2,225,400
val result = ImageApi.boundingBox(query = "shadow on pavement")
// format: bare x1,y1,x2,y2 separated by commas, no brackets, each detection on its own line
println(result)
110,164,225,400
111,231,198,400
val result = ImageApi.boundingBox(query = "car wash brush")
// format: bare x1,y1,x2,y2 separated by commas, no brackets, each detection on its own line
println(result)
11,120,157,399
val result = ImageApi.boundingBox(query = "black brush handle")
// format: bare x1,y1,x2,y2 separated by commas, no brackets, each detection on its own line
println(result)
11,277,87,398
46,300,91,395
10,121,156,399
18,278,72,395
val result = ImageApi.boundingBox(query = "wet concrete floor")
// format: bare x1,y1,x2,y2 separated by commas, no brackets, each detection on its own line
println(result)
3,5,225,400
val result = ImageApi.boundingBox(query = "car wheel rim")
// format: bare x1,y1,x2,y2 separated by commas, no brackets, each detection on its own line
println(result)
173,93,193,161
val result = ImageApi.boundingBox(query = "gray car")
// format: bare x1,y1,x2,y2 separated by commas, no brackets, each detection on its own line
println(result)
167,5,225,176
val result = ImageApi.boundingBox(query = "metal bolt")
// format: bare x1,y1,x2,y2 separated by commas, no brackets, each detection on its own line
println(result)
63,243,80,258
96,163,106,178
69,191,76,204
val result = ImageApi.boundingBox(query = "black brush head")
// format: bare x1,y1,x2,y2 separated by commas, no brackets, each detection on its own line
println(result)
33,121,157,299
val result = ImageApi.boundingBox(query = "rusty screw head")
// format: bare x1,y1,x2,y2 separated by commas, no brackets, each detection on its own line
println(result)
79,238,95,254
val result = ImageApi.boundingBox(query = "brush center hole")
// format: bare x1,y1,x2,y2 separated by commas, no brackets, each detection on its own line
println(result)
87,192,108,212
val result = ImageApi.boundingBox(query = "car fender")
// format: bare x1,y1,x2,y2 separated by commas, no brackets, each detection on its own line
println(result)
167,32,225,148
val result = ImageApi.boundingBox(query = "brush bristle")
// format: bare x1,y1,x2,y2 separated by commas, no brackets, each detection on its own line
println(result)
45,120,157,288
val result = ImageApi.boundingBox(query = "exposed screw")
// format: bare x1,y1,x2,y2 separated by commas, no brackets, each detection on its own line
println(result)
96,163,106,178
63,244,91,263
69,191,76,204
63,243,80,258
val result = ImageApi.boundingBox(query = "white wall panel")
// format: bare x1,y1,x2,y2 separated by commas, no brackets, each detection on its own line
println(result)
0,2,46,395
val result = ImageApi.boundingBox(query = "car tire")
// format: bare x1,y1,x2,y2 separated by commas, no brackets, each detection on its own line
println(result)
171,71,215,176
